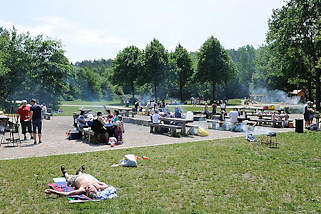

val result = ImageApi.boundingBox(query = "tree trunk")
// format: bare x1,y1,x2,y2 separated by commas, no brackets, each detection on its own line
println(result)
179,82,183,102
212,80,216,101
154,83,157,100
307,77,312,101
131,82,135,98
315,68,321,111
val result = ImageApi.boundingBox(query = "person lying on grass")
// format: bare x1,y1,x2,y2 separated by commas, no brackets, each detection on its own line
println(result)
44,165,108,199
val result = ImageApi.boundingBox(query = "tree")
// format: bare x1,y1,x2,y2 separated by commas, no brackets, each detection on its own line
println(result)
267,0,321,109
0,28,70,109
112,46,143,98
195,36,236,100
171,44,194,101
142,39,168,99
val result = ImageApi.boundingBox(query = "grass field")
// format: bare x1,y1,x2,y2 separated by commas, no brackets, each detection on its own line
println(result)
1,131,320,213
60,99,121,106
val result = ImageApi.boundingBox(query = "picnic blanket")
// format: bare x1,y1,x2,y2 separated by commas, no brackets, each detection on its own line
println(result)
48,177,117,202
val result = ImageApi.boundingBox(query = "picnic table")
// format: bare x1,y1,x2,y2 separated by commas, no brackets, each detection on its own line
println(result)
104,105,132,117
159,117,193,134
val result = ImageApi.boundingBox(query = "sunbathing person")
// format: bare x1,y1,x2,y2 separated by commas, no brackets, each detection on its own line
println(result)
44,165,108,198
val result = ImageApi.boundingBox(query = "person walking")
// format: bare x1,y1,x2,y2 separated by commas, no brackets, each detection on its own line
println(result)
30,99,43,144
16,100,33,140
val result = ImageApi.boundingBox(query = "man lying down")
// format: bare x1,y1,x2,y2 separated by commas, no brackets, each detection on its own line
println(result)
45,165,108,199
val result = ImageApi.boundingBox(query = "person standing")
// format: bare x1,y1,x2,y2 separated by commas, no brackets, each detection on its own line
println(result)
16,100,33,140
30,99,43,144
212,102,217,116
304,101,314,128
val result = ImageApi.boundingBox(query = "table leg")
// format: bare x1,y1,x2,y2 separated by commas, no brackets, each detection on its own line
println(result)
182,123,186,135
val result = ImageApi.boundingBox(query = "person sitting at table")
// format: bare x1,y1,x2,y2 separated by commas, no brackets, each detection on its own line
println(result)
152,110,161,124
112,110,119,122
204,103,210,119
91,112,109,143
77,110,88,130
271,112,277,121
229,108,239,124
87,114,94,127
174,107,182,118
283,114,290,128
106,110,114,122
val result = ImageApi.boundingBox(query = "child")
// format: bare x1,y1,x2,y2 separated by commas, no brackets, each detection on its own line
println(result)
283,114,289,128
115,116,124,144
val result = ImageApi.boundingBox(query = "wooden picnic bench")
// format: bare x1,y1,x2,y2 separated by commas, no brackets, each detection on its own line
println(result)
104,105,132,117
159,117,193,134
150,123,181,137
257,119,282,127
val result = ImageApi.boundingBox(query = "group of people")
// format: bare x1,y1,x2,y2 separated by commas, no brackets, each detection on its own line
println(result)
77,109,124,144
304,101,315,128
16,99,43,144
203,100,226,119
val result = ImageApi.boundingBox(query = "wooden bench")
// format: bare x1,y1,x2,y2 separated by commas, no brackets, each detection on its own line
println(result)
150,123,181,137
257,119,282,127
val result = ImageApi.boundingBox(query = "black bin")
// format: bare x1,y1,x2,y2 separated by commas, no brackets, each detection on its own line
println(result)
295,119,304,133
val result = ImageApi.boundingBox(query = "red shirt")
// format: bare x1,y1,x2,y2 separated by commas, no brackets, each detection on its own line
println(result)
16,105,31,121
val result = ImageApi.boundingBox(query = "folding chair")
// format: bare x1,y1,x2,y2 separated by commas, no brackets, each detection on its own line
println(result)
0,117,9,146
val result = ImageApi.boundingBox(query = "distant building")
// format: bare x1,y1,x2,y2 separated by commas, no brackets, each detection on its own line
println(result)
289,90,305,102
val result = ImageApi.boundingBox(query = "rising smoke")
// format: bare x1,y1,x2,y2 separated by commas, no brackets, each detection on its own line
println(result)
250,88,300,104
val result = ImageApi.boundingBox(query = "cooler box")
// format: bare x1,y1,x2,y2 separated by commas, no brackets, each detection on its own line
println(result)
68,129,81,140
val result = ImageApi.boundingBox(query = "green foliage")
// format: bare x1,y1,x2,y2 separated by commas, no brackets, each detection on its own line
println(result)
112,46,144,97
141,39,168,99
170,44,194,101
195,36,236,100
0,27,70,110
267,0,321,109
67,60,115,101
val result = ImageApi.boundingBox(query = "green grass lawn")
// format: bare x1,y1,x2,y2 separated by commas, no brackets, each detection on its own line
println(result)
61,99,121,106
53,106,106,116
1,131,320,213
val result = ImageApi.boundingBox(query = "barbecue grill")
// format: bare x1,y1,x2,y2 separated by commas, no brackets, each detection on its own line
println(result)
266,131,278,148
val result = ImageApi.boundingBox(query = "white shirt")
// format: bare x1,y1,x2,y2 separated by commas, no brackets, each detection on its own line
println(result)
221,103,226,109
152,113,160,124
229,110,239,123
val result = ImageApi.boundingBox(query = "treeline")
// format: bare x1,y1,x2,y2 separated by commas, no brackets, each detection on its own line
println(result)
1,0,320,110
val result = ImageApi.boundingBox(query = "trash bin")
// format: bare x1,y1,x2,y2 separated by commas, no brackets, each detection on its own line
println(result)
295,119,304,133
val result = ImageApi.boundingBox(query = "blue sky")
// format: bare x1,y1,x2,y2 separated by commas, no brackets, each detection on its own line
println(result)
0,0,284,62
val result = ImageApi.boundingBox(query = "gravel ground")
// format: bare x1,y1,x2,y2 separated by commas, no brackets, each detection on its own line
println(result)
0,116,299,160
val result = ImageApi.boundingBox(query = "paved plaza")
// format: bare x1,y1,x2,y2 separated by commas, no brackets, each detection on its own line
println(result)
0,116,299,160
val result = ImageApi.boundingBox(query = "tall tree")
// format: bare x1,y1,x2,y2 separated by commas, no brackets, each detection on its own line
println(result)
0,28,70,109
195,36,236,100
171,44,194,101
142,39,168,99
112,46,143,98
267,0,321,109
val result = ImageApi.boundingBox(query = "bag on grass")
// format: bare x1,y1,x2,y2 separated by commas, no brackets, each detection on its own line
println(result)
198,127,208,136
120,154,137,167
